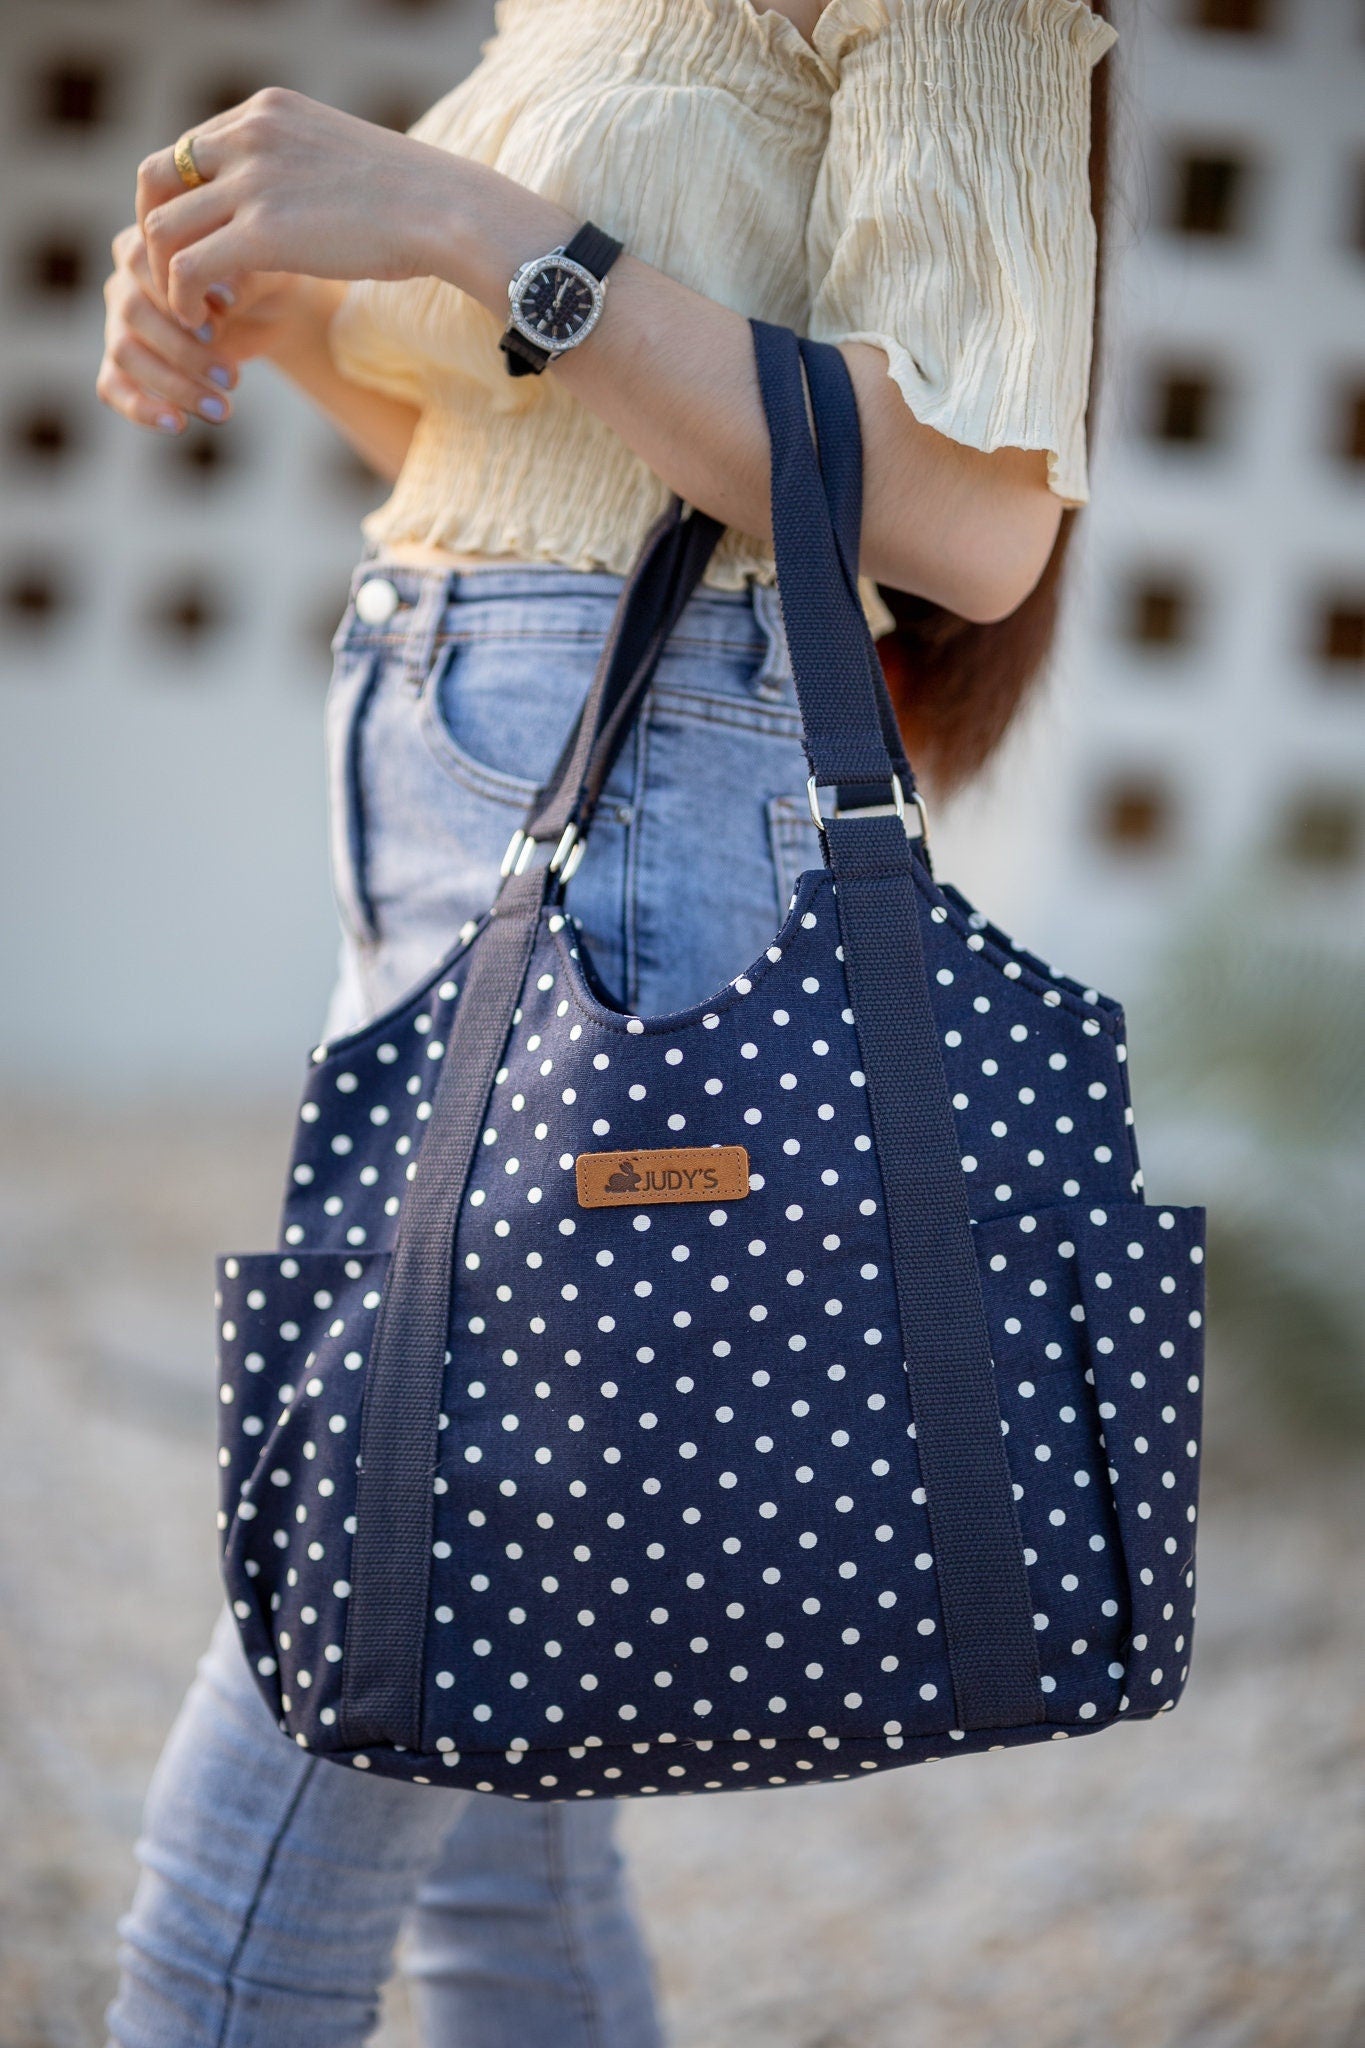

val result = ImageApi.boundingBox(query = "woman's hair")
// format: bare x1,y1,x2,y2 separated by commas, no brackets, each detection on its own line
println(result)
875,2,1112,795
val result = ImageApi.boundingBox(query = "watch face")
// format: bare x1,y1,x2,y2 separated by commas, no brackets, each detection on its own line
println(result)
512,258,601,349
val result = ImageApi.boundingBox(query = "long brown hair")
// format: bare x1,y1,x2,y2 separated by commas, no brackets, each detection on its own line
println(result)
876,5,1112,795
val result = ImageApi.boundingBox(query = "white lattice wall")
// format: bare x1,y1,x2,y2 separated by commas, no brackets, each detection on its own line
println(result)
0,0,496,1093
1025,0,1365,993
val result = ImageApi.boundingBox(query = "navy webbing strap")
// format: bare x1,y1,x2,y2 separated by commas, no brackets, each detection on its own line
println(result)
520,502,723,860
551,505,723,855
825,817,1044,1729
339,866,543,1748
749,326,904,800
753,320,1043,1730
795,336,913,795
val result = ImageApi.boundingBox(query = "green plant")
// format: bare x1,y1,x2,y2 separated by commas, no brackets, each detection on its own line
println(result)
1127,889,1365,1438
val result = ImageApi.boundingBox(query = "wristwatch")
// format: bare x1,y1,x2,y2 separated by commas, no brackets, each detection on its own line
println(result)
499,221,624,378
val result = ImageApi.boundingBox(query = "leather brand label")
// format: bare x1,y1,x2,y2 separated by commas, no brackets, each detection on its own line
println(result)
575,1146,750,1208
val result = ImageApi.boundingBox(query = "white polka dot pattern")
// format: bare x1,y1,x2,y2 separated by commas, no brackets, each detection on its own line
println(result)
216,866,1205,1799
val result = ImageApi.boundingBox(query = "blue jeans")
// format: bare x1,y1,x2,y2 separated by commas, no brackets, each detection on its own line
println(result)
109,558,817,2047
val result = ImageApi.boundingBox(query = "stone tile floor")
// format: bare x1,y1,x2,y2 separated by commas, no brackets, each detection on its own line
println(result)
1,1105,1362,2048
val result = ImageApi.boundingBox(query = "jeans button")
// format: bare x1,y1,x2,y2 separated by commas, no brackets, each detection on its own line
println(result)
355,576,401,625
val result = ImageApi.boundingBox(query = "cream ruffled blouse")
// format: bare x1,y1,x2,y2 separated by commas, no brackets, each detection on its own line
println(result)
330,0,1117,625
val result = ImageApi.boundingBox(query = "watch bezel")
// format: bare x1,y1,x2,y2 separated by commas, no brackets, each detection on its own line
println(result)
505,249,608,357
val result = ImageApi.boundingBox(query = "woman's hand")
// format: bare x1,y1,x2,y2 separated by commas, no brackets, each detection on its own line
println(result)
98,223,327,433
120,84,1060,616
135,89,454,332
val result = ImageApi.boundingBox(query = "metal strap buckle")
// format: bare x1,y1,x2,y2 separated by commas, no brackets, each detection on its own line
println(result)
499,822,588,882
806,772,930,848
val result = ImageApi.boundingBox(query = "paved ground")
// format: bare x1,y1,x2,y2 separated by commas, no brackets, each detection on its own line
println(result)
1,1104,1362,2048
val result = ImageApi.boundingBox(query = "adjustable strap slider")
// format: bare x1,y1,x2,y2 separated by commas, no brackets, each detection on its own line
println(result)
807,772,930,848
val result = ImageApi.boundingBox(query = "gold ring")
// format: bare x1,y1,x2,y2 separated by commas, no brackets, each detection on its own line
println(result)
173,132,206,189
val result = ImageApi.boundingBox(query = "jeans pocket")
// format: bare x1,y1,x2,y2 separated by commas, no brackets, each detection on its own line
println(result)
419,626,608,809
766,793,824,922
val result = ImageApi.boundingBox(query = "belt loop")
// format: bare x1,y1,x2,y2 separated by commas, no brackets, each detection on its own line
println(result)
751,579,794,701
402,571,456,692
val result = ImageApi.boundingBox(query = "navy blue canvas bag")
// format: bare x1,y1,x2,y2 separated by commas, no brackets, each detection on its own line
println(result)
216,322,1206,1799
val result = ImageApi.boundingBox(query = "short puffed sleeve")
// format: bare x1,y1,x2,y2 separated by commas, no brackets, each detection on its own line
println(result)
807,0,1118,507
327,282,433,411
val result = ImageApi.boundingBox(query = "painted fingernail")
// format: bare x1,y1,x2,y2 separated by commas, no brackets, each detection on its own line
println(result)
156,412,181,433
208,364,233,388
199,395,228,421
206,282,236,306
194,322,214,343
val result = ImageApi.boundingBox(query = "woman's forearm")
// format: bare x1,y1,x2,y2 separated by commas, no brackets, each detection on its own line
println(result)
135,91,1062,620
264,278,420,484
410,155,1060,623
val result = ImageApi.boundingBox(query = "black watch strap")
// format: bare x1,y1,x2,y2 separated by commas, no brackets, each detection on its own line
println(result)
500,221,623,379
562,221,624,283
500,327,557,378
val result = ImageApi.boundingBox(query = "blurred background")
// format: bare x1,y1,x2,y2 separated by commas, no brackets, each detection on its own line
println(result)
1,1,1362,2043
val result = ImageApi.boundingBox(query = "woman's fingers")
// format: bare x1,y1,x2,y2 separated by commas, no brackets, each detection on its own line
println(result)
95,359,185,436
109,266,237,388
141,183,235,311
135,147,180,237
107,260,236,384
101,233,240,432
134,123,226,238
117,223,247,346
162,221,256,331
137,301,237,398
105,326,233,424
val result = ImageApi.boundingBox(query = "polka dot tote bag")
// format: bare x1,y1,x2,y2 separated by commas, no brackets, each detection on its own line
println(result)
215,324,1206,1801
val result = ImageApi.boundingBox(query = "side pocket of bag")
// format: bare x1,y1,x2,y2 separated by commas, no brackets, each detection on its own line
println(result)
977,1199,1206,1728
1076,1204,1207,1717
216,1249,391,1744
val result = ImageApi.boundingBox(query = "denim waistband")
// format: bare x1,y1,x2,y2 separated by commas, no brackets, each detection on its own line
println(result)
335,552,789,695
345,552,767,608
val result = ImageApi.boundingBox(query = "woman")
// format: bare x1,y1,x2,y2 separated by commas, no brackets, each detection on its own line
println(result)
98,3,1116,2041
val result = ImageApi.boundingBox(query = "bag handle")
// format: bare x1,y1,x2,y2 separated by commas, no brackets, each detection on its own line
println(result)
794,335,917,810
748,321,906,804
339,322,1044,1751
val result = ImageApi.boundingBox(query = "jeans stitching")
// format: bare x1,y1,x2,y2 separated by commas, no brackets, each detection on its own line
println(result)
333,653,384,945
543,1807,608,2048
418,678,798,809
647,684,801,738
621,720,646,1014
766,794,822,924
213,1758,320,2048
342,626,764,660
